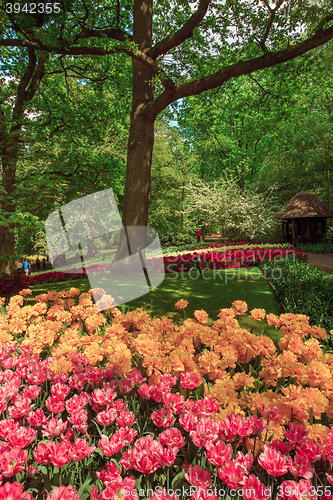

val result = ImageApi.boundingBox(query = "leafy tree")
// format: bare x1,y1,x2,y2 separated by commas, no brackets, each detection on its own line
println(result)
148,117,198,243
1,0,333,270
0,50,130,270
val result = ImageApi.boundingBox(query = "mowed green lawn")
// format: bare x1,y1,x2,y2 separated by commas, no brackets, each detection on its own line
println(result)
28,267,282,343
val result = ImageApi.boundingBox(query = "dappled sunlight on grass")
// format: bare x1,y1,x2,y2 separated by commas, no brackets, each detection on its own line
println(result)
27,268,282,342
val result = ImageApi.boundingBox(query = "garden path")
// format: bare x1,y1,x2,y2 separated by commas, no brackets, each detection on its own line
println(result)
306,253,333,274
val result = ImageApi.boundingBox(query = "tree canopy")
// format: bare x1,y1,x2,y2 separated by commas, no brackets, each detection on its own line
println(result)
1,0,333,272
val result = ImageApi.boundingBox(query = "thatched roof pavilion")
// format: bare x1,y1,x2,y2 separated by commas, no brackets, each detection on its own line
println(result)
274,191,333,246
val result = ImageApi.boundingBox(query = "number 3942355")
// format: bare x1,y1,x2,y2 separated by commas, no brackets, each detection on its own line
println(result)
6,3,61,14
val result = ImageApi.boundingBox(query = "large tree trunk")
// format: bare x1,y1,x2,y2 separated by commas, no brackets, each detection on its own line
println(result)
0,155,17,275
115,0,154,261
0,49,47,274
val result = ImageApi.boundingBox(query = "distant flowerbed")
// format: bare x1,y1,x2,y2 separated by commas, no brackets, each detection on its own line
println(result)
0,290,333,498
0,271,83,296
162,246,306,273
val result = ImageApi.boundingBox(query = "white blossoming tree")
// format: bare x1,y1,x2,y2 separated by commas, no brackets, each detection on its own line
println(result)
182,178,279,240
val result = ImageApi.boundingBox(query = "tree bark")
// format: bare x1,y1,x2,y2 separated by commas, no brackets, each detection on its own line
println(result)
115,0,154,261
0,156,17,275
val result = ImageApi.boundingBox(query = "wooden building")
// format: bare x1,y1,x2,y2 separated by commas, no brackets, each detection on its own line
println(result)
274,191,333,246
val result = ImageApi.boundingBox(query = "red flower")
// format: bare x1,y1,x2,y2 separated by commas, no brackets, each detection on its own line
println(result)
27,408,47,427
95,408,117,426
42,418,67,438
190,417,219,447
151,408,176,429
66,393,90,414
217,460,245,489
257,445,288,477
219,414,252,440
296,442,322,463
180,372,201,390
23,385,41,400
0,481,33,500
45,396,65,414
131,450,160,474
193,397,219,417
283,422,308,448
184,464,212,489
242,475,271,500
72,438,95,462
50,440,73,467
46,486,80,500
287,452,314,479
68,409,88,434
159,428,185,448
163,393,185,414
51,383,70,400
137,383,151,400
68,374,86,391
0,447,28,477
98,435,122,457
7,426,37,448
149,386,162,402
0,418,19,440
33,440,56,465
179,411,198,432
205,440,232,467
159,446,179,467
116,411,135,427
7,395,34,418
234,451,254,474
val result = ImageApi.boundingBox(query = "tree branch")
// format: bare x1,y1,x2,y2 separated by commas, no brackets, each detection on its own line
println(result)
74,27,132,44
0,38,175,91
148,0,212,60
259,0,284,54
248,73,279,98
12,46,37,122
147,22,333,118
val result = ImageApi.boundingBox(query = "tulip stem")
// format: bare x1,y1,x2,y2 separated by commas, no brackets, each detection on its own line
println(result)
167,466,170,491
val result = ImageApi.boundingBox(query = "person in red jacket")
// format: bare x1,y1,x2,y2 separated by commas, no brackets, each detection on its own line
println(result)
196,229,201,242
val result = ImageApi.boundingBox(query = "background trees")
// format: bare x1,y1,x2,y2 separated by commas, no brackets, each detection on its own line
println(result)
1,0,333,272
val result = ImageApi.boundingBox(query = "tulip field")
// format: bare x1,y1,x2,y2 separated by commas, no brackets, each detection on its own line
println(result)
1,282,333,500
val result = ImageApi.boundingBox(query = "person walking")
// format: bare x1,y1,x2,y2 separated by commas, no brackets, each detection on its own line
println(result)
36,257,40,270
196,229,201,243
42,258,46,270
23,260,29,276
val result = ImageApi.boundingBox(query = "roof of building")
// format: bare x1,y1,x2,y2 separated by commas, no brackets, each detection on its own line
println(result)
274,191,333,219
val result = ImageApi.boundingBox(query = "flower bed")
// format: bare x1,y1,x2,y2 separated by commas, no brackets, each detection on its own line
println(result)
163,246,306,273
0,290,333,498
0,271,84,296
1,245,305,298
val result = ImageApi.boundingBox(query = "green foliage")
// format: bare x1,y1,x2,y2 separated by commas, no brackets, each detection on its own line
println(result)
177,42,333,208
148,118,198,240
159,230,197,247
299,242,333,254
265,259,333,341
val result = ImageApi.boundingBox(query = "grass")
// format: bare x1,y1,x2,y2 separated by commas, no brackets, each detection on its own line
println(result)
27,267,282,344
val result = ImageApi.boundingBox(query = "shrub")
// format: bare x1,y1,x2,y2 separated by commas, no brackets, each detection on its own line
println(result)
299,242,333,254
264,258,333,339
